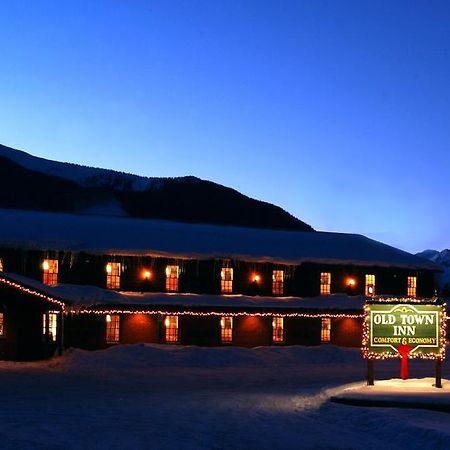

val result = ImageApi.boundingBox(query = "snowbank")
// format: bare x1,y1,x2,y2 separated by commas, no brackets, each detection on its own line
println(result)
58,344,362,372
332,377,450,412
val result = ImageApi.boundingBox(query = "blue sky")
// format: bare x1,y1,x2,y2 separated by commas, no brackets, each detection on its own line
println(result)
1,1,449,253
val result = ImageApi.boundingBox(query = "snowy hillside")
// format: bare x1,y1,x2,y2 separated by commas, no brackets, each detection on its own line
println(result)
0,143,158,191
0,144,313,231
417,249,450,294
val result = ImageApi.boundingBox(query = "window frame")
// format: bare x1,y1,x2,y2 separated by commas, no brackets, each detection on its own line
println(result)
165,315,179,343
321,317,331,343
407,276,417,298
272,316,284,343
42,311,58,342
106,314,120,344
165,265,180,292
320,272,331,295
365,274,376,297
220,316,233,343
106,262,121,290
43,259,58,286
272,270,284,295
221,267,233,294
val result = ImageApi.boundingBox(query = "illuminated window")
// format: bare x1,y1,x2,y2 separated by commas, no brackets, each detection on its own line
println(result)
272,317,284,343
42,259,58,286
320,272,331,295
321,318,331,343
166,265,179,292
272,270,284,295
165,315,179,343
221,316,233,343
0,312,3,336
42,312,58,342
365,274,376,297
106,314,120,344
106,262,121,289
407,276,417,298
221,267,233,294
0,258,3,271
48,313,57,342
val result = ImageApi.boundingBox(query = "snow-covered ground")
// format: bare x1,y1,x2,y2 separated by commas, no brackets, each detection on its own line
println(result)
1,345,450,449
333,377,450,408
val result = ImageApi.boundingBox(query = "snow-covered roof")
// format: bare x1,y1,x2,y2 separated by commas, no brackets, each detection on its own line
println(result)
0,208,439,270
2,272,365,312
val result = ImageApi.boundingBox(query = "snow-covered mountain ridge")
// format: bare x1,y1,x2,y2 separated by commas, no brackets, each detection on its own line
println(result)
416,249,450,267
0,143,183,191
416,249,450,295
0,143,314,232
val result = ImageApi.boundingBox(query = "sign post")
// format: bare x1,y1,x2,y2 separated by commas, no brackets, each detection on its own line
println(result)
362,301,446,387
436,358,442,388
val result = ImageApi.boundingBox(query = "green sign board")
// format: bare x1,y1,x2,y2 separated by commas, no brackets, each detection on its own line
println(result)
363,303,445,359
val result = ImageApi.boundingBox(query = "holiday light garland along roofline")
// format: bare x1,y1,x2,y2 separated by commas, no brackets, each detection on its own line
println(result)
361,303,447,360
1,275,442,321
74,309,364,319
369,296,441,303
0,277,66,310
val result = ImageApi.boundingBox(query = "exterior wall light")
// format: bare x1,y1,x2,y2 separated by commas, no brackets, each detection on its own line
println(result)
143,270,151,280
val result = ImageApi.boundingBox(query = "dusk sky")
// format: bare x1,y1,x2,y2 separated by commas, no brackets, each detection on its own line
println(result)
1,1,449,253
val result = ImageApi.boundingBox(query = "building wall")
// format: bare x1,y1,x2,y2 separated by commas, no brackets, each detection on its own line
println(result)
285,317,322,345
179,315,220,346
0,284,62,360
0,247,438,299
0,290,366,359
232,316,272,347
331,317,363,348
121,314,159,344
65,314,106,350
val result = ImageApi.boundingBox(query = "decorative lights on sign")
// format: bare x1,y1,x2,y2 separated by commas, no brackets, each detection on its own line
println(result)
362,302,446,361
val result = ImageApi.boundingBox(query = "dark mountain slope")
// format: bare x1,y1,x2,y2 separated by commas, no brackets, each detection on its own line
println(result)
0,145,314,232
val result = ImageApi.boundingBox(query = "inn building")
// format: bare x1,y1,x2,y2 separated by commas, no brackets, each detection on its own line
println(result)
0,208,441,360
